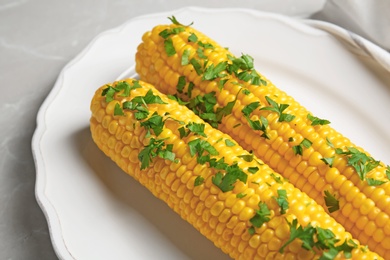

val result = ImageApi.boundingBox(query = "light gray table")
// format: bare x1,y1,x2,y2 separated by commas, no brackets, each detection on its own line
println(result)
2,1,388,259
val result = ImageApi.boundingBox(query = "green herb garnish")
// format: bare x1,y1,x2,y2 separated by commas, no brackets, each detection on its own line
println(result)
336,147,380,181
307,114,331,126
249,202,271,229
274,189,289,214
293,138,312,155
138,137,176,170
261,96,295,122
212,163,247,192
324,190,339,213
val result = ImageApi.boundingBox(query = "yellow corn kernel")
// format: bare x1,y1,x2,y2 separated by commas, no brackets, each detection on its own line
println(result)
90,78,382,259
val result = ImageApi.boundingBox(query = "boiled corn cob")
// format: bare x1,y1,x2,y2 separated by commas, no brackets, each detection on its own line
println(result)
135,20,390,258
90,78,381,259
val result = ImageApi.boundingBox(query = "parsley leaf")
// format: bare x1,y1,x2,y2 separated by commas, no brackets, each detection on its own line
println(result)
336,147,380,181
212,163,247,192
194,176,205,186
386,165,390,179
326,137,334,148
226,54,264,85
208,157,228,170
236,193,247,198
307,114,331,126
203,61,227,81
138,137,176,170
102,86,119,102
261,96,296,122
188,33,198,42
225,139,235,147
198,41,214,49
248,166,259,174
215,93,238,123
335,239,357,259
196,48,207,59
186,122,207,137
242,102,261,117
181,49,191,65
176,76,186,93
237,152,254,162
270,173,283,184
190,58,203,75
244,114,269,139
366,178,387,186
140,112,164,137
141,89,167,105
274,189,289,214
164,38,176,56
188,138,219,164
279,219,316,253
321,157,335,167
114,103,125,116
167,94,189,106
293,138,312,155
168,16,193,26
158,27,185,39
250,202,271,228
324,190,339,213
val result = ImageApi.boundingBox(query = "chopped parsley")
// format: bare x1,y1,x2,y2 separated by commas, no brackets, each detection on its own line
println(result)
293,138,312,155
280,219,357,258
188,138,219,164
225,139,235,147
307,114,331,126
122,89,167,120
186,122,207,137
176,76,186,93
140,112,165,137
274,189,289,214
139,137,176,170
212,163,247,192
270,173,283,184
336,147,380,182
163,38,176,56
242,102,261,117
188,33,198,42
260,96,295,122
181,49,191,65
114,103,125,116
226,54,265,86
167,16,193,26
247,166,259,174
249,202,271,231
236,193,247,199
324,190,339,213
202,61,227,81
102,86,119,102
237,152,254,162
321,157,335,167
386,165,390,179
366,178,387,186
190,58,203,75
198,41,214,49
158,27,185,39
326,137,334,148
194,176,205,186
279,219,316,253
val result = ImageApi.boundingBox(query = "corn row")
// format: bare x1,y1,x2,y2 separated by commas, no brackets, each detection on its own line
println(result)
90,79,381,259
135,22,390,258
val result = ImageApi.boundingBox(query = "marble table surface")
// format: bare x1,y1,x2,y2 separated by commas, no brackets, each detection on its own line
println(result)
2,1,388,259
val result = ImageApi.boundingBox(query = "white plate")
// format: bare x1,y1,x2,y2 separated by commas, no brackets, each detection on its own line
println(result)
32,7,390,260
